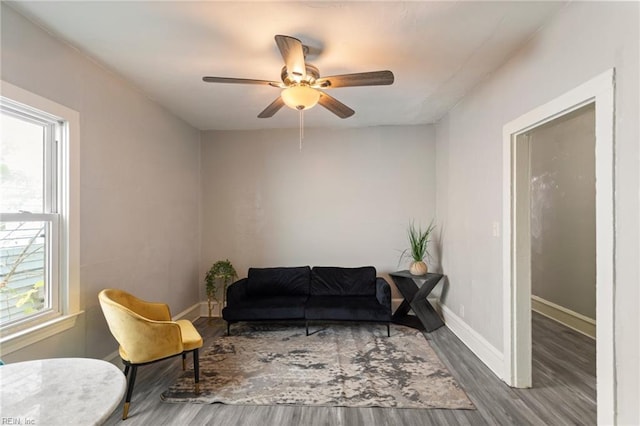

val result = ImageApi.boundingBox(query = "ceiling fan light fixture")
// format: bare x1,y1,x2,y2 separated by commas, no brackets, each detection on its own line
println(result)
281,85,320,111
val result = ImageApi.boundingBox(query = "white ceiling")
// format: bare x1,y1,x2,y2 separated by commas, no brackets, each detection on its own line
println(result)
9,1,565,131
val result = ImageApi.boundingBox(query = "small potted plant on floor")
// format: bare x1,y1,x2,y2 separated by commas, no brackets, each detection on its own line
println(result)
204,259,238,318
401,220,436,276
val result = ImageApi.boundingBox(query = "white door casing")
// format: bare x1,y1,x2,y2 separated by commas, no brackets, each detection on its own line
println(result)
502,69,615,425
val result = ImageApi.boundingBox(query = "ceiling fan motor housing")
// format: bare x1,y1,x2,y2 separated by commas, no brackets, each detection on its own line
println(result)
281,65,320,86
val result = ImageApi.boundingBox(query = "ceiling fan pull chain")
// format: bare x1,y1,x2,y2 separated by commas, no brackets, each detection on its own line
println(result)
299,108,304,151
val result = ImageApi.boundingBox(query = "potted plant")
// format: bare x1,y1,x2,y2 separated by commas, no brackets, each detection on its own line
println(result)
401,220,436,276
204,259,238,318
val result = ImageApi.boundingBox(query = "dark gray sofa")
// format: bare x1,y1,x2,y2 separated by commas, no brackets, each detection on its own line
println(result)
222,266,392,336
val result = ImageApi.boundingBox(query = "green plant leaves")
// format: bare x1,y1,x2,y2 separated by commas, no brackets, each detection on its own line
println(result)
205,259,238,298
400,220,436,265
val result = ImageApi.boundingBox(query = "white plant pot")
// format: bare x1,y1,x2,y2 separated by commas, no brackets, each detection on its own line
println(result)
409,260,428,276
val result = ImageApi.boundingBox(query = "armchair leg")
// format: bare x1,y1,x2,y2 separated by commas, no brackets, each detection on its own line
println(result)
193,349,200,394
123,365,138,420
387,323,390,337
306,321,309,336
227,322,230,336
182,353,187,371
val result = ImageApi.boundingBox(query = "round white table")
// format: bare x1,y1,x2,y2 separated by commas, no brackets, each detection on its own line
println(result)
0,357,126,425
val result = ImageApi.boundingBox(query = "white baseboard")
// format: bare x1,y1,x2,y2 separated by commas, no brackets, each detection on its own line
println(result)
391,297,403,311
531,295,595,339
173,302,205,322
439,302,505,380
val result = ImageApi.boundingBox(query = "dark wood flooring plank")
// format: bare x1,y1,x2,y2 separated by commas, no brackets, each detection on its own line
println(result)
512,312,596,425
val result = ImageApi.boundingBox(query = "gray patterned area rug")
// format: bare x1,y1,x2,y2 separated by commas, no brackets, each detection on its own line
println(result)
161,323,475,410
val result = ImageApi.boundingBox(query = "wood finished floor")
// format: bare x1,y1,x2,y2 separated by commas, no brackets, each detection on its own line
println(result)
104,312,596,425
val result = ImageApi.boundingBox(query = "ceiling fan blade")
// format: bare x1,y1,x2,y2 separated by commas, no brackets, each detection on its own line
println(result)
257,97,285,118
203,76,283,87
315,71,394,88
274,35,306,81
318,92,355,119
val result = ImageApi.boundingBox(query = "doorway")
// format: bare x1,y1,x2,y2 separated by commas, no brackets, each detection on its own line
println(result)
502,70,615,425
527,103,596,338
527,104,597,421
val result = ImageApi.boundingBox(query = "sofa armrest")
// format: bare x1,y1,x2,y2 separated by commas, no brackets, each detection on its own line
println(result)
375,277,392,310
226,278,248,306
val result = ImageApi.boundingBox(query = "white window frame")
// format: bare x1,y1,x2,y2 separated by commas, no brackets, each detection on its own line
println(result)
0,81,80,356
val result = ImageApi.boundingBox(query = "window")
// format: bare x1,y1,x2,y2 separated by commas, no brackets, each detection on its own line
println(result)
1,104,60,329
0,81,79,354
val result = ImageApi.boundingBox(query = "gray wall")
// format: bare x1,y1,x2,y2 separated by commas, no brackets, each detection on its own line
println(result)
435,2,638,422
1,4,202,362
529,105,596,319
200,125,436,299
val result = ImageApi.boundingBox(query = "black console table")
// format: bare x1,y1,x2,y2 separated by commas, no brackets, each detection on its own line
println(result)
389,271,444,332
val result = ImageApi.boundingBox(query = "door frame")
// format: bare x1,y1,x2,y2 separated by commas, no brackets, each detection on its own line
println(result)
502,69,615,424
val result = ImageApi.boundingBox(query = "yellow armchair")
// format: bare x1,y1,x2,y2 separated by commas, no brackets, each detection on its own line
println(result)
99,289,203,420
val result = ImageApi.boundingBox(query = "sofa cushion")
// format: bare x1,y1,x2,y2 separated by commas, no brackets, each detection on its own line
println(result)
247,266,311,297
222,296,308,321
310,266,376,296
305,296,391,321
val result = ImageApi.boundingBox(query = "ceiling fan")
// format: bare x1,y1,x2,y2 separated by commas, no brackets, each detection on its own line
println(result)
202,35,394,119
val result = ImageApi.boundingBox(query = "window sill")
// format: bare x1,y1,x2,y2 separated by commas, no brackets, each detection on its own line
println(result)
0,311,83,356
